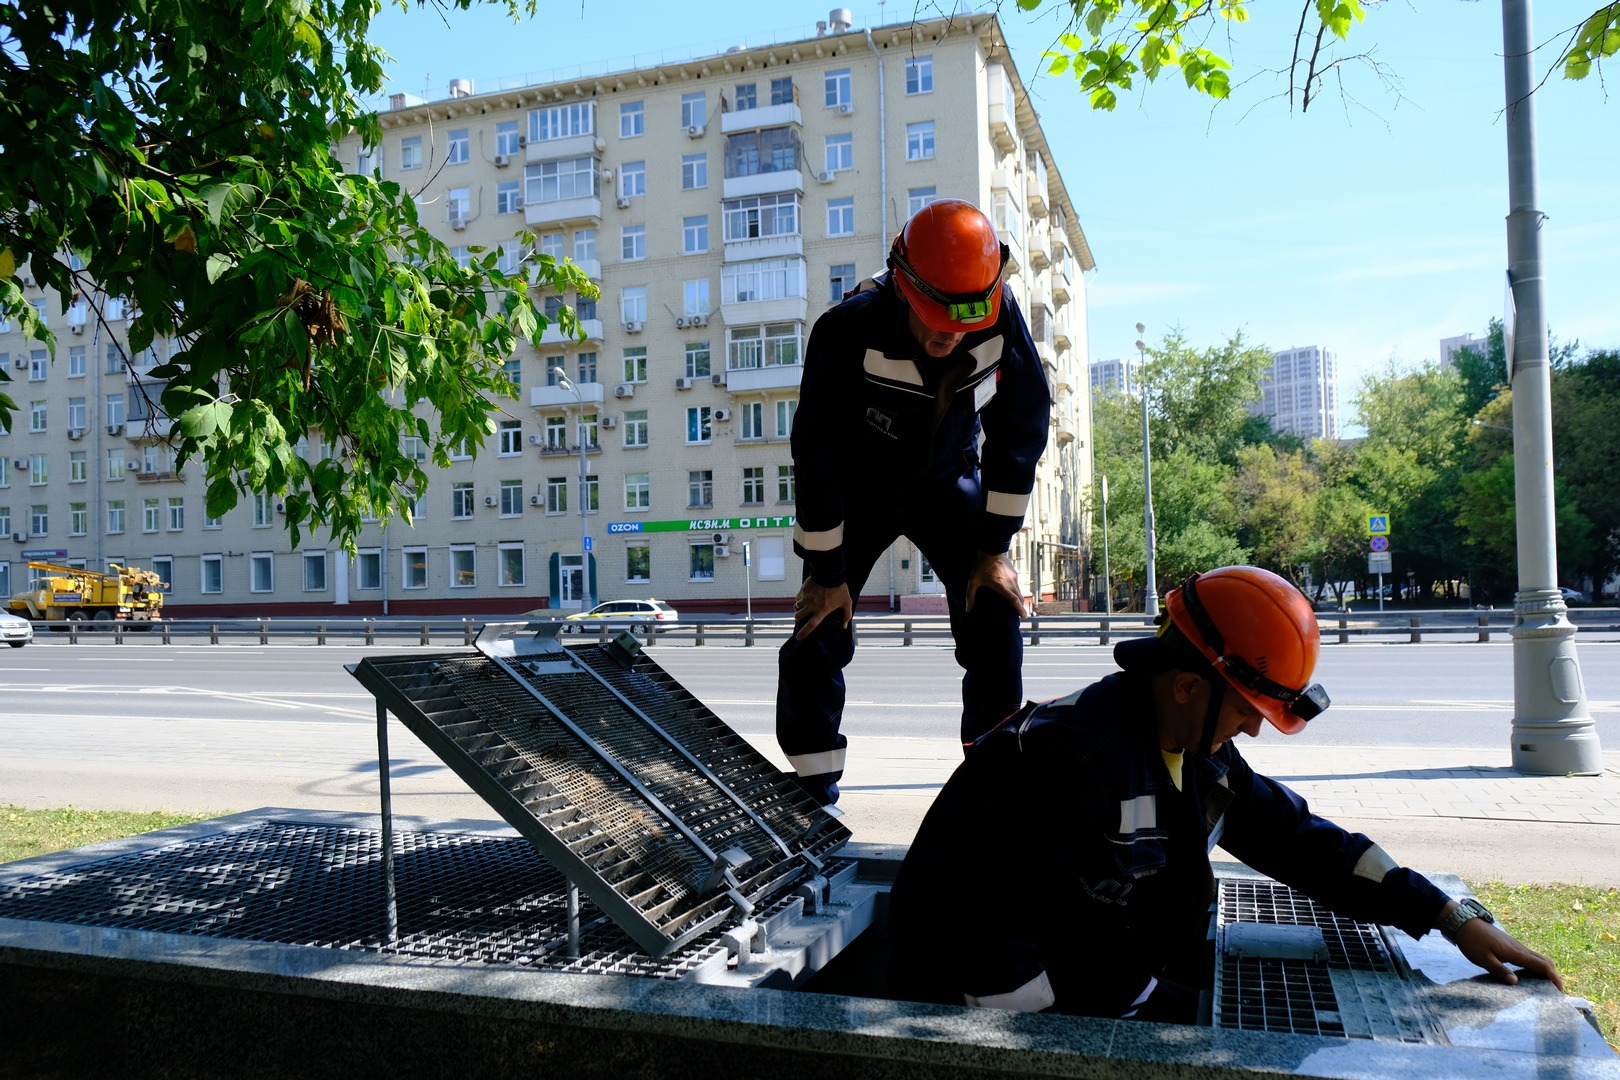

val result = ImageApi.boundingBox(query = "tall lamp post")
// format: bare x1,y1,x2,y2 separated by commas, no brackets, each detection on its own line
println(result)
1135,325,1159,618
550,367,593,614
1100,474,1112,616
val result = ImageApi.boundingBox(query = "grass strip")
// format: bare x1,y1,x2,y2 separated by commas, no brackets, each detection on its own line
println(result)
0,805,218,865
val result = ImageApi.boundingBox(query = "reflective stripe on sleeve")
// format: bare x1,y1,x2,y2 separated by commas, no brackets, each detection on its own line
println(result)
787,748,846,778
1118,794,1157,835
964,970,1056,1012
793,522,844,552
1353,843,1399,883
1119,976,1160,1019
985,489,1031,518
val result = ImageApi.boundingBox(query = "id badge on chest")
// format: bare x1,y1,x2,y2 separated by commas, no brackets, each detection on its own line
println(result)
973,375,998,413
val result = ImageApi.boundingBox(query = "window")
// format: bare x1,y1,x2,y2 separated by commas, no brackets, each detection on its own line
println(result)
30,505,48,535
401,547,427,589
303,550,328,591
621,287,647,326
824,133,852,173
684,342,711,378
727,322,802,370
540,232,564,259
680,92,706,129
67,396,87,431
777,464,796,503
402,435,428,462
498,240,523,275
721,192,799,241
742,466,765,504
251,552,275,593
689,542,716,581
907,186,938,216
626,544,650,582
30,454,48,485
584,473,599,512
201,554,222,594
622,346,648,384
734,82,757,110
741,401,765,440
525,156,597,205
624,471,650,509
827,196,854,237
450,244,472,269
829,262,856,303
495,120,520,157
824,68,852,108
578,413,599,449
70,502,88,536
499,543,525,586
30,400,46,432
683,279,710,317
106,500,125,534
529,101,594,142
498,420,523,455
152,557,173,592
451,482,476,519
776,397,798,437
682,215,709,255
447,128,469,164
357,548,382,590
203,511,221,530
906,121,936,161
620,160,646,198
722,257,804,304
69,450,87,483
546,476,568,514
499,479,524,516
577,352,598,383
574,228,597,261
688,469,713,507
29,350,47,381
449,545,475,588
106,394,125,427
105,342,123,372
496,180,522,214
0,459,7,487
69,346,86,378
544,414,567,449
686,407,712,445
619,101,645,138
621,224,646,261
167,497,184,531
770,77,794,106
623,409,649,447
905,55,934,95
400,135,422,170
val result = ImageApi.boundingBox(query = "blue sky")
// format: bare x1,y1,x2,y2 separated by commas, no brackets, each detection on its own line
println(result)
368,1,1618,413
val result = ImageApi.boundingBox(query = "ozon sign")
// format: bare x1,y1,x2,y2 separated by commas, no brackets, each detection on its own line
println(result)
605,516,797,535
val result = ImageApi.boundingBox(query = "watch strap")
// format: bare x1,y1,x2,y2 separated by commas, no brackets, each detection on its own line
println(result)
1438,897,1494,943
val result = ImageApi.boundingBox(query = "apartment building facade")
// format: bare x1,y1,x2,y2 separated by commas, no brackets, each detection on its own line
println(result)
1089,355,1142,397
1,11,1094,616
1250,345,1340,442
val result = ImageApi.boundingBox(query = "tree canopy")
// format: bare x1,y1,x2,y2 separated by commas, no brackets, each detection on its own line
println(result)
0,0,591,549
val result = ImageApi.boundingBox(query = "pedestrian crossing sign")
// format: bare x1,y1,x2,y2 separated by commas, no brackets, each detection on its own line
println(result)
1367,514,1391,536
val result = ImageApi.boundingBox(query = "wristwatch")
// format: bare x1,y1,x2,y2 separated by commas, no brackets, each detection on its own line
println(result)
1437,897,1496,943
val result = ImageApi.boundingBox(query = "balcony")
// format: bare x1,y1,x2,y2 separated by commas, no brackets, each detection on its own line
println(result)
986,65,1017,155
1050,224,1070,261
1025,157,1049,219
724,363,803,394
529,381,605,409
126,417,174,441
132,469,185,483
538,441,602,457
1053,322,1072,353
537,317,604,346
525,195,602,231
723,169,804,200
1051,262,1072,308
720,101,802,135
719,296,806,329
722,233,803,262
525,133,602,163
1055,410,1077,447
1026,222,1050,271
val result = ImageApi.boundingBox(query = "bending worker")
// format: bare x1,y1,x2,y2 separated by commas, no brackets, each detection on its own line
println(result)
888,565,1561,1018
779,199,1050,806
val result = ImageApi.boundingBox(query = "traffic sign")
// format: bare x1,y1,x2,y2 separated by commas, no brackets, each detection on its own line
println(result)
1367,514,1391,536
1370,535,1389,552
583,535,593,552
1368,551,1392,574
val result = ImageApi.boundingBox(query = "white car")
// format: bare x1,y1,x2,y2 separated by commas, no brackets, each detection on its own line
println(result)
1558,586,1590,604
540,599,681,634
0,610,34,648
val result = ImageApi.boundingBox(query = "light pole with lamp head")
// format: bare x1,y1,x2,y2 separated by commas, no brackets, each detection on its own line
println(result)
1135,325,1159,618
550,367,593,615
1100,474,1112,616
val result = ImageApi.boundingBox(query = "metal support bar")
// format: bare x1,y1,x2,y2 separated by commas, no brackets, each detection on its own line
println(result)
210,623,219,645
376,700,398,945
420,624,430,646
695,622,705,646
567,882,580,958
902,621,912,646
317,623,327,646
259,620,268,645
1410,616,1422,644
1029,617,1041,646
1479,614,1491,643
1338,617,1348,646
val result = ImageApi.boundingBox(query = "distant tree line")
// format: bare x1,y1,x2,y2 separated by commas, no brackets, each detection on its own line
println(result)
1089,324,1619,609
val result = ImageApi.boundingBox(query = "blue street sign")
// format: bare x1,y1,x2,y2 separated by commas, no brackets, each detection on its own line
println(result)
1370,535,1390,552
583,535,593,552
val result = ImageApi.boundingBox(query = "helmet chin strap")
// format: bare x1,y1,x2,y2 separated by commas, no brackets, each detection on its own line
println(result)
1196,678,1226,757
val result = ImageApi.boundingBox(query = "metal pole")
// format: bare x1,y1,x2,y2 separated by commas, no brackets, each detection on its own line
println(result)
1501,0,1600,774
375,701,398,945
1135,326,1159,618
577,398,592,613
1101,474,1112,617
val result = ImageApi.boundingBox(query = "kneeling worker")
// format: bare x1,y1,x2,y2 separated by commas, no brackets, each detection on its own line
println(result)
888,565,1561,1019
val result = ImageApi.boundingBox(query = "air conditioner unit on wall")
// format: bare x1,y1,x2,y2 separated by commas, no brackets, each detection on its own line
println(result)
450,217,467,231
494,154,511,168
615,382,635,398
275,501,286,513
600,415,617,429
70,323,84,334
67,428,83,440
816,170,835,184
616,196,632,209
531,494,543,506
528,433,543,445
675,316,689,329
107,423,122,435
12,532,26,543
837,101,855,116
624,320,642,333
675,376,693,391
686,124,705,138
713,407,731,422
12,459,26,469
715,544,730,557
691,313,708,327
484,495,497,507
710,373,726,387
12,359,26,370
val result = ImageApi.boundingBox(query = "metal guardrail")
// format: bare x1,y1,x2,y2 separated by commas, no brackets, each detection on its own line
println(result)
14,609,1620,646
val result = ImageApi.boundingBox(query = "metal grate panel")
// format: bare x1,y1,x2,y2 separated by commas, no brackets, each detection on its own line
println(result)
347,629,848,957
1215,878,1440,1043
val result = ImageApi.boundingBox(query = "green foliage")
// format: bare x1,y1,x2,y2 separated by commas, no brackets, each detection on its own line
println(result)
1563,3,1620,81
1140,330,1275,466
0,805,219,865
0,0,593,549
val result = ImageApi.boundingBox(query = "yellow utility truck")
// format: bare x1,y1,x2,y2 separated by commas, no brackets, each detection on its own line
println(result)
7,562,167,626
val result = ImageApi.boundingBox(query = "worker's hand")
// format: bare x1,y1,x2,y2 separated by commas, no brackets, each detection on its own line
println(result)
1452,913,1564,991
793,580,854,641
965,551,1029,617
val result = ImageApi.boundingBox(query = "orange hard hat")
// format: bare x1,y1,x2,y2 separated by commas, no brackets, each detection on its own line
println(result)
1162,566,1329,734
888,199,1009,333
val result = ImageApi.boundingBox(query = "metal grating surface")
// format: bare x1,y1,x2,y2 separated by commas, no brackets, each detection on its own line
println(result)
1215,878,1439,1043
347,630,848,957
0,821,757,977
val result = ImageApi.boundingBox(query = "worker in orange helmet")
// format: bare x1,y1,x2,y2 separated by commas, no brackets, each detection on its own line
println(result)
779,199,1051,806
888,565,1561,1019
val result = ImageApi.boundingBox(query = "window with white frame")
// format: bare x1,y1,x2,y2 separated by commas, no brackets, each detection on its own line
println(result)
619,101,645,138
449,545,475,588
908,186,939,216
69,450,86,482
680,152,708,193
105,342,122,371
400,135,422,170
29,350,47,380
775,397,798,437
525,156,597,205
686,408,712,445
578,413,599,449
303,550,328,591
735,82,757,110
69,346,86,378
167,497,184,531
401,435,428,463
621,224,646,261
689,541,715,581
253,491,272,526
451,482,475,519
823,68,851,107
687,469,713,508
447,187,471,225
0,459,8,487
546,476,568,514
30,504,47,535
67,397,86,431
529,101,593,142
684,342,711,378
905,55,934,94
680,92,706,129
624,471,650,509
450,245,472,269
770,76,794,105
30,454,48,485
401,547,427,589
539,231,564,259
499,543,525,586
777,464,796,503
357,548,382,590
682,215,709,254
203,511,221,530
721,193,799,242
70,502,88,536
495,120,520,157
544,414,566,449
500,479,524,516
106,500,125,534
447,128,469,164
356,143,376,175
251,552,275,592
496,180,522,214
740,402,765,440
827,196,854,237
497,240,523,275
29,400,46,432
829,262,856,303
620,160,646,198
584,473,599,512
742,466,765,504
824,133,853,173
623,409,648,447
621,287,647,325
722,257,804,304
574,228,597,261
626,543,650,582
727,322,802,370
576,352,597,383
106,394,125,427
683,279,710,317
498,420,523,455
150,557,173,592
201,554,222,594
905,121,935,161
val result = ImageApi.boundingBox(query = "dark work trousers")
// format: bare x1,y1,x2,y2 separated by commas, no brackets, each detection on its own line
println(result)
776,473,1025,805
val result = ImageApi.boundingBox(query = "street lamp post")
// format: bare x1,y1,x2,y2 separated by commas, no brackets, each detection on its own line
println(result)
551,367,593,614
1100,474,1112,617
1135,325,1159,618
